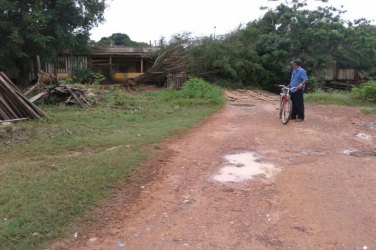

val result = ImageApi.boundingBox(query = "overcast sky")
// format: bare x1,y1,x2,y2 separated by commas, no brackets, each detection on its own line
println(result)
90,0,375,43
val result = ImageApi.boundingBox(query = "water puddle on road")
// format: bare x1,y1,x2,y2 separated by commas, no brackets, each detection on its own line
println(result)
357,132,371,140
343,149,376,157
212,152,280,183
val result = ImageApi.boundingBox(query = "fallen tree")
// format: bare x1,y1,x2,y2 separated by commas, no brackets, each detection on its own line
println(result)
136,45,190,86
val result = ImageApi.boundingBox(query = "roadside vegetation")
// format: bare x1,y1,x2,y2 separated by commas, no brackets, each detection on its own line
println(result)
0,79,224,250
306,82,376,114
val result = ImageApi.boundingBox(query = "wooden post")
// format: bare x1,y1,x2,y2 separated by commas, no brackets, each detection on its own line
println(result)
109,56,113,75
36,55,41,72
141,58,144,73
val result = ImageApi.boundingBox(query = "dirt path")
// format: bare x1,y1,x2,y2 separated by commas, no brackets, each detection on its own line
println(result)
51,90,376,250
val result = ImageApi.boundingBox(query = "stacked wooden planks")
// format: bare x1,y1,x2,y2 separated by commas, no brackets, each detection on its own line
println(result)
0,72,46,122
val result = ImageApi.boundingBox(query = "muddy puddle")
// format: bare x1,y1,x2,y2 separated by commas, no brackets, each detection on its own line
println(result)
343,150,376,157
212,152,280,183
357,132,371,140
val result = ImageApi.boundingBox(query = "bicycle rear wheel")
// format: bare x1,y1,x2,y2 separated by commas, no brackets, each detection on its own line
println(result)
281,99,292,124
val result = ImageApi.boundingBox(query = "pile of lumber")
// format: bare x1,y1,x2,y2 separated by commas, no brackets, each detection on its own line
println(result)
45,85,92,107
136,45,190,85
25,72,92,107
0,72,46,122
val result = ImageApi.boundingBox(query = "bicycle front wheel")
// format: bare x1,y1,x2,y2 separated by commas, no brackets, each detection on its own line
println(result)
281,99,292,124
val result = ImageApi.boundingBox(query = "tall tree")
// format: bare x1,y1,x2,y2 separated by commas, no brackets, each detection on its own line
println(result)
0,0,107,83
189,0,376,89
94,33,148,47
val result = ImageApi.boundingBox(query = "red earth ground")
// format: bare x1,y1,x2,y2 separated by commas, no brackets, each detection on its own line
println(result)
49,90,376,250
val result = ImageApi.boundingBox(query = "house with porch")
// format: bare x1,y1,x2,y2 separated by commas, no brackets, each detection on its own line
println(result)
29,46,159,83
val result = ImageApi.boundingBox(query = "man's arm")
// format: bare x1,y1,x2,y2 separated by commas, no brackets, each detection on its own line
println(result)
297,80,307,90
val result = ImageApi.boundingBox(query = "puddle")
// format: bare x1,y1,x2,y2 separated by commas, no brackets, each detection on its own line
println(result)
343,149,354,155
212,152,280,183
357,133,371,140
343,150,376,157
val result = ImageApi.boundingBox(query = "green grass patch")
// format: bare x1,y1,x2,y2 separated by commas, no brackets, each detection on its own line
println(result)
305,90,362,106
306,90,376,114
0,80,224,250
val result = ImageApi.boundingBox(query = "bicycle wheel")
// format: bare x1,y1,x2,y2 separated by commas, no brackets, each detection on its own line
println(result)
281,99,292,124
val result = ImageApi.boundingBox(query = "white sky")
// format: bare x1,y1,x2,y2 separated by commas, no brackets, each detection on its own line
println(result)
90,0,375,43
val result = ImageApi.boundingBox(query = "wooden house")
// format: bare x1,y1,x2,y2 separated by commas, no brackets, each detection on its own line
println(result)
28,46,159,83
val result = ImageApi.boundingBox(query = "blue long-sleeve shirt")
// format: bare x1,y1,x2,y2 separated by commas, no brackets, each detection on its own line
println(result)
290,67,308,93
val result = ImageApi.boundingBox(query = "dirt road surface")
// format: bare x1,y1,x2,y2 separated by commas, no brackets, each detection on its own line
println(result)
51,90,376,250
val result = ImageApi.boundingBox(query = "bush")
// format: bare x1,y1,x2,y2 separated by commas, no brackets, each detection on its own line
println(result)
71,67,105,84
180,78,223,103
351,81,376,103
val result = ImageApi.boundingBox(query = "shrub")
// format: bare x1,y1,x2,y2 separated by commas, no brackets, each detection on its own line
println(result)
351,81,376,103
71,67,105,84
180,78,223,104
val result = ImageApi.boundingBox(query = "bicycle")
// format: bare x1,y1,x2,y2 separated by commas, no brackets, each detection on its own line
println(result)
278,85,296,124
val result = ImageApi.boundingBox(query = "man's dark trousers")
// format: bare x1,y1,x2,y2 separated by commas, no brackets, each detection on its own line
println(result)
290,90,304,120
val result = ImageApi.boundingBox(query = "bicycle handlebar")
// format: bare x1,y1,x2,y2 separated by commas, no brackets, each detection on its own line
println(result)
278,85,297,90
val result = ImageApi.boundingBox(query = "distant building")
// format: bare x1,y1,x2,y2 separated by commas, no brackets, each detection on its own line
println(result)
29,46,159,83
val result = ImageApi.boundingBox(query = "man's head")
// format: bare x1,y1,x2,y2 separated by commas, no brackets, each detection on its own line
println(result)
291,59,302,69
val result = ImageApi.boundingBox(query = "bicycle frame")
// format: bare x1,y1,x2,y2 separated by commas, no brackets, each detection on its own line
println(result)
278,85,296,124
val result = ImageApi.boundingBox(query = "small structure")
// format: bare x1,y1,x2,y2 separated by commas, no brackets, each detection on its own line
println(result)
323,62,366,90
90,46,159,82
28,46,159,83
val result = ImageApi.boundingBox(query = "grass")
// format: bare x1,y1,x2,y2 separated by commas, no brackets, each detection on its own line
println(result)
0,81,225,250
305,90,376,114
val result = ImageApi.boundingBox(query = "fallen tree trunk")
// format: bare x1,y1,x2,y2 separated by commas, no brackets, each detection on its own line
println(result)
136,45,190,85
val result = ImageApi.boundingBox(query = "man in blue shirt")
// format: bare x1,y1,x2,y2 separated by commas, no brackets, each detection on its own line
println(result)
289,59,308,121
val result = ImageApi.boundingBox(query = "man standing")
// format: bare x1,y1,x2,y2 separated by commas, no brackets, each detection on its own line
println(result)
289,59,308,121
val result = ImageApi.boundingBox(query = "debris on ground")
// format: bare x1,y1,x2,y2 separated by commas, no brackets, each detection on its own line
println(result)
23,71,94,107
0,72,46,122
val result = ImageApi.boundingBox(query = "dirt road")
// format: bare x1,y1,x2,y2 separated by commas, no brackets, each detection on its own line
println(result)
52,90,376,250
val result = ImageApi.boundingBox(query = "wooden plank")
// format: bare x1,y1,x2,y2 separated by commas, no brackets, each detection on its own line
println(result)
0,78,39,118
0,118,29,123
0,94,19,119
65,86,84,107
0,86,26,118
29,92,47,103
245,90,274,101
24,81,41,96
0,74,45,118
0,72,22,92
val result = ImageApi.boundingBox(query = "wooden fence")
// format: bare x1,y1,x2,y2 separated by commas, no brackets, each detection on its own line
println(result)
165,72,187,90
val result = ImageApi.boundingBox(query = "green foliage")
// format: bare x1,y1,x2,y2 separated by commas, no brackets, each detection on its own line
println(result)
148,78,225,106
180,78,223,102
70,67,105,84
307,76,324,91
351,81,376,103
305,89,376,113
186,0,376,90
94,33,148,47
71,67,93,84
0,0,107,82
